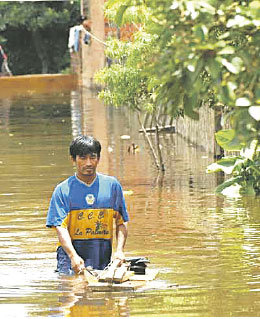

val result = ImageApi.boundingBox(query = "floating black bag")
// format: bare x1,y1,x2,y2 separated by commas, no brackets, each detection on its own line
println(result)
125,257,150,275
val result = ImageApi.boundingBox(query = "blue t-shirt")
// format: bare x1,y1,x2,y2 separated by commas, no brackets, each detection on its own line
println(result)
46,173,129,271
46,173,129,237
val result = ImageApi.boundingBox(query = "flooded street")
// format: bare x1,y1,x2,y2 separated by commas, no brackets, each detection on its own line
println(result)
0,86,260,317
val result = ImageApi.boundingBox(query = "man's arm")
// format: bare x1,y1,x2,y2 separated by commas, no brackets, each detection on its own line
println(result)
114,222,128,261
55,226,85,274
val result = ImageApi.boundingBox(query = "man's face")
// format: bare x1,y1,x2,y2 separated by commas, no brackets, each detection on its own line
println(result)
74,153,99,179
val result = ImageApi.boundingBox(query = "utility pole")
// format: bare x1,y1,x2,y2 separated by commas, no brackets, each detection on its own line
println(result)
81,0,105,89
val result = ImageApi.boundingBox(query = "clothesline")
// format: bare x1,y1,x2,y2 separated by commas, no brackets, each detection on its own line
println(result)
85,30,107,46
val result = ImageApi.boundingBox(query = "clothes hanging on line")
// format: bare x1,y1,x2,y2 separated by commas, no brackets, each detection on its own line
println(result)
68,25,85,53
68,25,107,53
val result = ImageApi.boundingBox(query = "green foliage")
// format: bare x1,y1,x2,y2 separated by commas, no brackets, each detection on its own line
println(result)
147,0,259,125
96,0,259,122
0,1,80,74
95,0,260,189
215,129,244,151
95,31,158,112
105,0,150,26
96,63,145,109
207,140,260,196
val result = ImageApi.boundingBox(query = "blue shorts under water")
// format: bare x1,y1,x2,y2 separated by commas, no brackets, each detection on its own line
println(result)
56,239,112,275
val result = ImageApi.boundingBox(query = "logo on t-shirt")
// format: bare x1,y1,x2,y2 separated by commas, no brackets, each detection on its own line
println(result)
86,194,95,205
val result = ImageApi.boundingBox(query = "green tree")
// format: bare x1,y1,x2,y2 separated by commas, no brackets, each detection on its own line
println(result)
0,1,80,74
95,0,260,194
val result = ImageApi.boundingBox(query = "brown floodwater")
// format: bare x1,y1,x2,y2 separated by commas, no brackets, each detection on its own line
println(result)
0,87,260,317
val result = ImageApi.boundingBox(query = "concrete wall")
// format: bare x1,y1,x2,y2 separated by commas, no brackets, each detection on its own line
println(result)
0,74,77,98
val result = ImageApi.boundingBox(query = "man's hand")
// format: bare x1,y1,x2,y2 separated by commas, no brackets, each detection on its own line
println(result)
56,226,85,275
114,250,125,262
113,250,125,267
70,254,85,274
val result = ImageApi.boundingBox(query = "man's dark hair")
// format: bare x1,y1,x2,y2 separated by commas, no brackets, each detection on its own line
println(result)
79,15,87,23
70,135,101,160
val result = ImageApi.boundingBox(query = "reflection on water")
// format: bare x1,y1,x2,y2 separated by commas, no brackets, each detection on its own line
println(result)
0,88,260,317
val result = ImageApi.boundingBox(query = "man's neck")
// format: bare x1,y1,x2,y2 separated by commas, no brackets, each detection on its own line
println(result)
76,173,97,185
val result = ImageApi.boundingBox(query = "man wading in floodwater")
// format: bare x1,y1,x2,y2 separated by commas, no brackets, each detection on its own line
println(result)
46,135,129,275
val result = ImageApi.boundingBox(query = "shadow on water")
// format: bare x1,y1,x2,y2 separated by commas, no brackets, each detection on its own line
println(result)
0,84,260,317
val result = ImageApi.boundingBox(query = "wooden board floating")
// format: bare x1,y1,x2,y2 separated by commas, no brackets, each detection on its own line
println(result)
128,269,158,281
88,280,144,292
88,269,159,292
